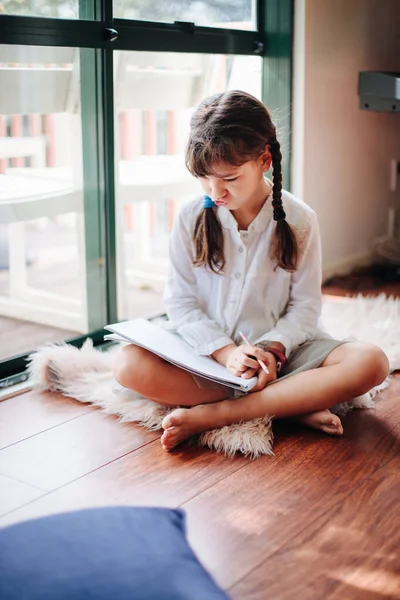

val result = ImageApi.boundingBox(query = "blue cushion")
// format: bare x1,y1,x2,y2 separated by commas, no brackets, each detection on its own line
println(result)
0,506,229,600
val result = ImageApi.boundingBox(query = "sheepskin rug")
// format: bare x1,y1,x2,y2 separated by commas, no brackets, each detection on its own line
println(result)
27,294,398,458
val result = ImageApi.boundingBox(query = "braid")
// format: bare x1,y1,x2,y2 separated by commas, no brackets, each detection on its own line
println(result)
193,208,225,273
270,139,285,222
269,139,299,271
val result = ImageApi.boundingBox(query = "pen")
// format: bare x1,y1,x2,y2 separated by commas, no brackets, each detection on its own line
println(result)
238,331,270,375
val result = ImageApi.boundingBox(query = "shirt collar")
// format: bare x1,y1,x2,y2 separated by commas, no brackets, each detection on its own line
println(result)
217,189,273,232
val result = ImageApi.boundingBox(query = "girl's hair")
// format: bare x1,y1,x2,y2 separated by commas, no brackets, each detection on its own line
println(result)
185,90,298,273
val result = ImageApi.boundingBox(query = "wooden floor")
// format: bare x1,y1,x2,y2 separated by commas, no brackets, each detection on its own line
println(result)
1,274,400,598
0,375,399,598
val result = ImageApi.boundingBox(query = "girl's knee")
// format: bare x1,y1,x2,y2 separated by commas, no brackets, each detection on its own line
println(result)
113,345,152,391
355,344,390,389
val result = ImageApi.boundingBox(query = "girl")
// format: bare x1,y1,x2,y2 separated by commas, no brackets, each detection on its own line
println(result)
114,90,389,451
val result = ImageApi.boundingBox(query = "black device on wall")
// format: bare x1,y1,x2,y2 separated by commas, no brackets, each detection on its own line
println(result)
358,71,400,113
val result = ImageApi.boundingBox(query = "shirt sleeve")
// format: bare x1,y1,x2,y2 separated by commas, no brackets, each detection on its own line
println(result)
254,211,323,357
163,208,234,356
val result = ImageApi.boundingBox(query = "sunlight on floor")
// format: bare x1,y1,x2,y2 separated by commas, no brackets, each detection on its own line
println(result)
332,566,400,597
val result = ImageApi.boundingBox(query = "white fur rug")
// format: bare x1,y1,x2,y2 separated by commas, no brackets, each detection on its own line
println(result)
321,293,400,370
27,293,398,459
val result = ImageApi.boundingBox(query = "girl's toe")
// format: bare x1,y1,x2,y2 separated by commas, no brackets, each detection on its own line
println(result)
162,414,175,430
161,427,177,449
162,409,185,431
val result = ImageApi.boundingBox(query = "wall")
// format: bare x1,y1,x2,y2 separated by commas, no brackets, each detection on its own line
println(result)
292,0,400,278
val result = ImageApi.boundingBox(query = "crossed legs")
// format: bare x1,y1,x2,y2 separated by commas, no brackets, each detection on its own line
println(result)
114,342,389,450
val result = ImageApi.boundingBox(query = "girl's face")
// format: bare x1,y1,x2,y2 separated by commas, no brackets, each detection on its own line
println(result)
198,150,271,211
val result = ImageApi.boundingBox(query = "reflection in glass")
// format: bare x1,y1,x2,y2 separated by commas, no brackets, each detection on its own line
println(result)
0,44,85,360
114,0,255,29
114,51,261,320
0,0,78,18
2,0,254,25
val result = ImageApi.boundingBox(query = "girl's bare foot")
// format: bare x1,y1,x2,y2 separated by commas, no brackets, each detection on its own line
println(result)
161,405,221,450
294,409,343,435
160,404,343,451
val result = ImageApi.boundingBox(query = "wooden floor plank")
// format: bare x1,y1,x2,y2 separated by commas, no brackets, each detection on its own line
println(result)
0,473,46,516
0,390,95,450
231,453,400,600
0,409,158,491
181,380,400,590
0,439,249,527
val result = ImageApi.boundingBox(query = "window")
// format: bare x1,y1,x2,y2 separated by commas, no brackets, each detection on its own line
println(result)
0,45,88,360
0,0,293,385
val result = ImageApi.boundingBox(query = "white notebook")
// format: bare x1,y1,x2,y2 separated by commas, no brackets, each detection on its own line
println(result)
104,318,258,392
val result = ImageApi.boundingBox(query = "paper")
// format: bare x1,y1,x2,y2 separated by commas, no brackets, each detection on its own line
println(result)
105,318,258,392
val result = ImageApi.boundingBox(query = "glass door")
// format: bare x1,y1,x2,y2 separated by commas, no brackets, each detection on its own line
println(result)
0,41,111,379
0,44,86,359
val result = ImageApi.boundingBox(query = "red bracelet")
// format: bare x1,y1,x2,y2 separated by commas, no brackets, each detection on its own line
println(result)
264,347,287,373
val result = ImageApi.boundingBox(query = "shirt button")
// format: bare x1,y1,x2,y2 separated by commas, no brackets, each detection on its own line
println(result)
235,272,241,279
242,232,248,238
238,246,244,253
224,326,229,333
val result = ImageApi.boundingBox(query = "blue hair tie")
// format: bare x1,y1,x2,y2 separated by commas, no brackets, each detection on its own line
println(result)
203,195,216,209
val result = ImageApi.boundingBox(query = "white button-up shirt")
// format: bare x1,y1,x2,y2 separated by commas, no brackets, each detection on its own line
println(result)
163,189,326,358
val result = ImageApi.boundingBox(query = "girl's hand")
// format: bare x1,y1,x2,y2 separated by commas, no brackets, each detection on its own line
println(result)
224,344,273,379
250,353,278,391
